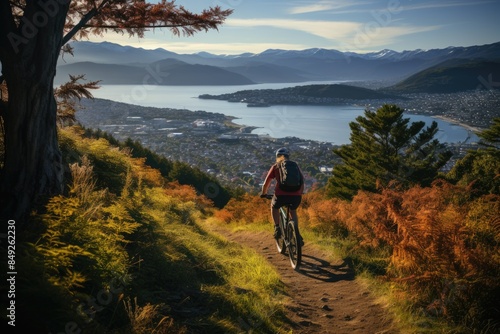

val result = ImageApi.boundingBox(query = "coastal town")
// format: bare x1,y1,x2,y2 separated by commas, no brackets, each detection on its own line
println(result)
77,98,339,192
76,88,499,193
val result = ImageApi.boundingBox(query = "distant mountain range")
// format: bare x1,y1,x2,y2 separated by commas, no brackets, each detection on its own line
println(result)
56,58,254,85
55,41,500,91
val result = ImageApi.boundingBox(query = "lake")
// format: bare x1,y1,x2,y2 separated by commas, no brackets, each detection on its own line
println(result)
90,83,478,145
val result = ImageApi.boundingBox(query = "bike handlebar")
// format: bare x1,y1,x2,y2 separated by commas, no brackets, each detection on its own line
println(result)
260,194,273,199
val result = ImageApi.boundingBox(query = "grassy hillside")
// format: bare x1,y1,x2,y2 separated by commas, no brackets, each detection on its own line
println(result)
214,185,500,333
81,127,233,209
6,120,499,333
386,59,500,93
12,126,287,333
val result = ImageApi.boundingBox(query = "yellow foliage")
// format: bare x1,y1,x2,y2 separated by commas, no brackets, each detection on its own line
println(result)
26,125,287,333
163,181,214,211
129,156,165,188
35,156,141,294
213,208,234,224
123,297,176,334
215,193,270,224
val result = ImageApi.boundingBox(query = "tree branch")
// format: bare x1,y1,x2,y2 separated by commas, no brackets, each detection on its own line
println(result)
62,0,112,45
62,2,232,45
82,22,216,30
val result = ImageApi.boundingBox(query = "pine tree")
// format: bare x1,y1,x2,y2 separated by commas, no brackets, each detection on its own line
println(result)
326,104,452,200
477,117,500,147
446,117,500,196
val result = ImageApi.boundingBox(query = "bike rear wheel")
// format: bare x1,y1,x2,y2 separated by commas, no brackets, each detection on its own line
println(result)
287,221,302,270
275,216,286,254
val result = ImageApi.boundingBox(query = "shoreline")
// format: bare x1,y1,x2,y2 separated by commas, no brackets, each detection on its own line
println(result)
432,115,482,133
223,115,260,133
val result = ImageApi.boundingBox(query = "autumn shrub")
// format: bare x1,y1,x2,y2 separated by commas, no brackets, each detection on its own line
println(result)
163,180,215,214
298,180,499,332
37,157,137,285
375,180,500,331
213,207,235,224
14,126,289,333
298,191,349,238
59,126,166,195
20,156,142,332
215,193,270,225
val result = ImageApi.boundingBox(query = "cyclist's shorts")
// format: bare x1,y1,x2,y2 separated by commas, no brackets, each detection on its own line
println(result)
271,195,302,210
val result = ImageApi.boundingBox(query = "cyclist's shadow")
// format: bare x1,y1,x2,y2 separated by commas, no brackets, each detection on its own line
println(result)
298,254,354,282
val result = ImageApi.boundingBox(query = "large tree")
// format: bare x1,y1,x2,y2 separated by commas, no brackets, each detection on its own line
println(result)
0,1,232,222
326,104,452,200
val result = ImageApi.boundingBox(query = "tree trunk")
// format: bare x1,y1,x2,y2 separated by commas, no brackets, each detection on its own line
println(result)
0,3,69,224
0,69,63,222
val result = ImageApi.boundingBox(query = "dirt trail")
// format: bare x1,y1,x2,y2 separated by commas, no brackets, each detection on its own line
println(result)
209,226,399,334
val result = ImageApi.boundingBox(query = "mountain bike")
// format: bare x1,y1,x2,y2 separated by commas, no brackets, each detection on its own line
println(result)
261,195,302,270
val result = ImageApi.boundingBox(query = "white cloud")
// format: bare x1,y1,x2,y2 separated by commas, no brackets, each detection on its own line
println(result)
226,18,441,50
287,0,356,14
227,18,360,40
87,8,444,54
402,0,496,11
340,25,441,51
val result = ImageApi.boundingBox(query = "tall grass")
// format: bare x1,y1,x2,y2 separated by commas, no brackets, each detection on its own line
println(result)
15,126,288,333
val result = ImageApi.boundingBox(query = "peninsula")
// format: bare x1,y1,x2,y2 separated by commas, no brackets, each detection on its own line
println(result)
199,84,405,107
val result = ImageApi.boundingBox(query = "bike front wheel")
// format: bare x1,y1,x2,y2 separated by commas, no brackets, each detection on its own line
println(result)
287,221,302,270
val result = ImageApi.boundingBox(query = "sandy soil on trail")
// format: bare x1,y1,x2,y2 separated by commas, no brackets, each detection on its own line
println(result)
210,227,400,334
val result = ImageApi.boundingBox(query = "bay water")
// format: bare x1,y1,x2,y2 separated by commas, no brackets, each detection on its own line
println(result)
90,83,478,145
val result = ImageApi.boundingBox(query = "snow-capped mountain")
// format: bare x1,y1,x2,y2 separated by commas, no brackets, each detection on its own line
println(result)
57,41,500,84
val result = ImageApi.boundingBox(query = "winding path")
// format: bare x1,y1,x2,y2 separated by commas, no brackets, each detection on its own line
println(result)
210,227,400,334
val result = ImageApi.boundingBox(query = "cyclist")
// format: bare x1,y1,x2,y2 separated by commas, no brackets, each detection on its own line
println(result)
260,147,305,245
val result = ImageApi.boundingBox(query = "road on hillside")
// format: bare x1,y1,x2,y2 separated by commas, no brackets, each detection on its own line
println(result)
209,227,400,334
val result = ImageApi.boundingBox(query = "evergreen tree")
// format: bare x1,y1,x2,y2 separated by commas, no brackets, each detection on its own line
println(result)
446,117,500,196
326,104,452,200
477,117,500,147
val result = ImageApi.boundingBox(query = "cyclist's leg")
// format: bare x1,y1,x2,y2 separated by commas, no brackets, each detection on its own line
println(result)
271,206,280,226
271,208,280,237
271,195,282,238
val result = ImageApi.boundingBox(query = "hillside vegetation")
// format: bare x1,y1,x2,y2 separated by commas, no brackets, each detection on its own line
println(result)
386,59,500,93
6,114,500,333
199,83,404,105
13,126,287,333
216,182,499,333
213,115,500,333
80,126,233,209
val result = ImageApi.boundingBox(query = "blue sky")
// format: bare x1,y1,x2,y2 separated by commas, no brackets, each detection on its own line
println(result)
94,0,500,55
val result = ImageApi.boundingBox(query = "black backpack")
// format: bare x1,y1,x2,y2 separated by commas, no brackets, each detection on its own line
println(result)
277,160,302,192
